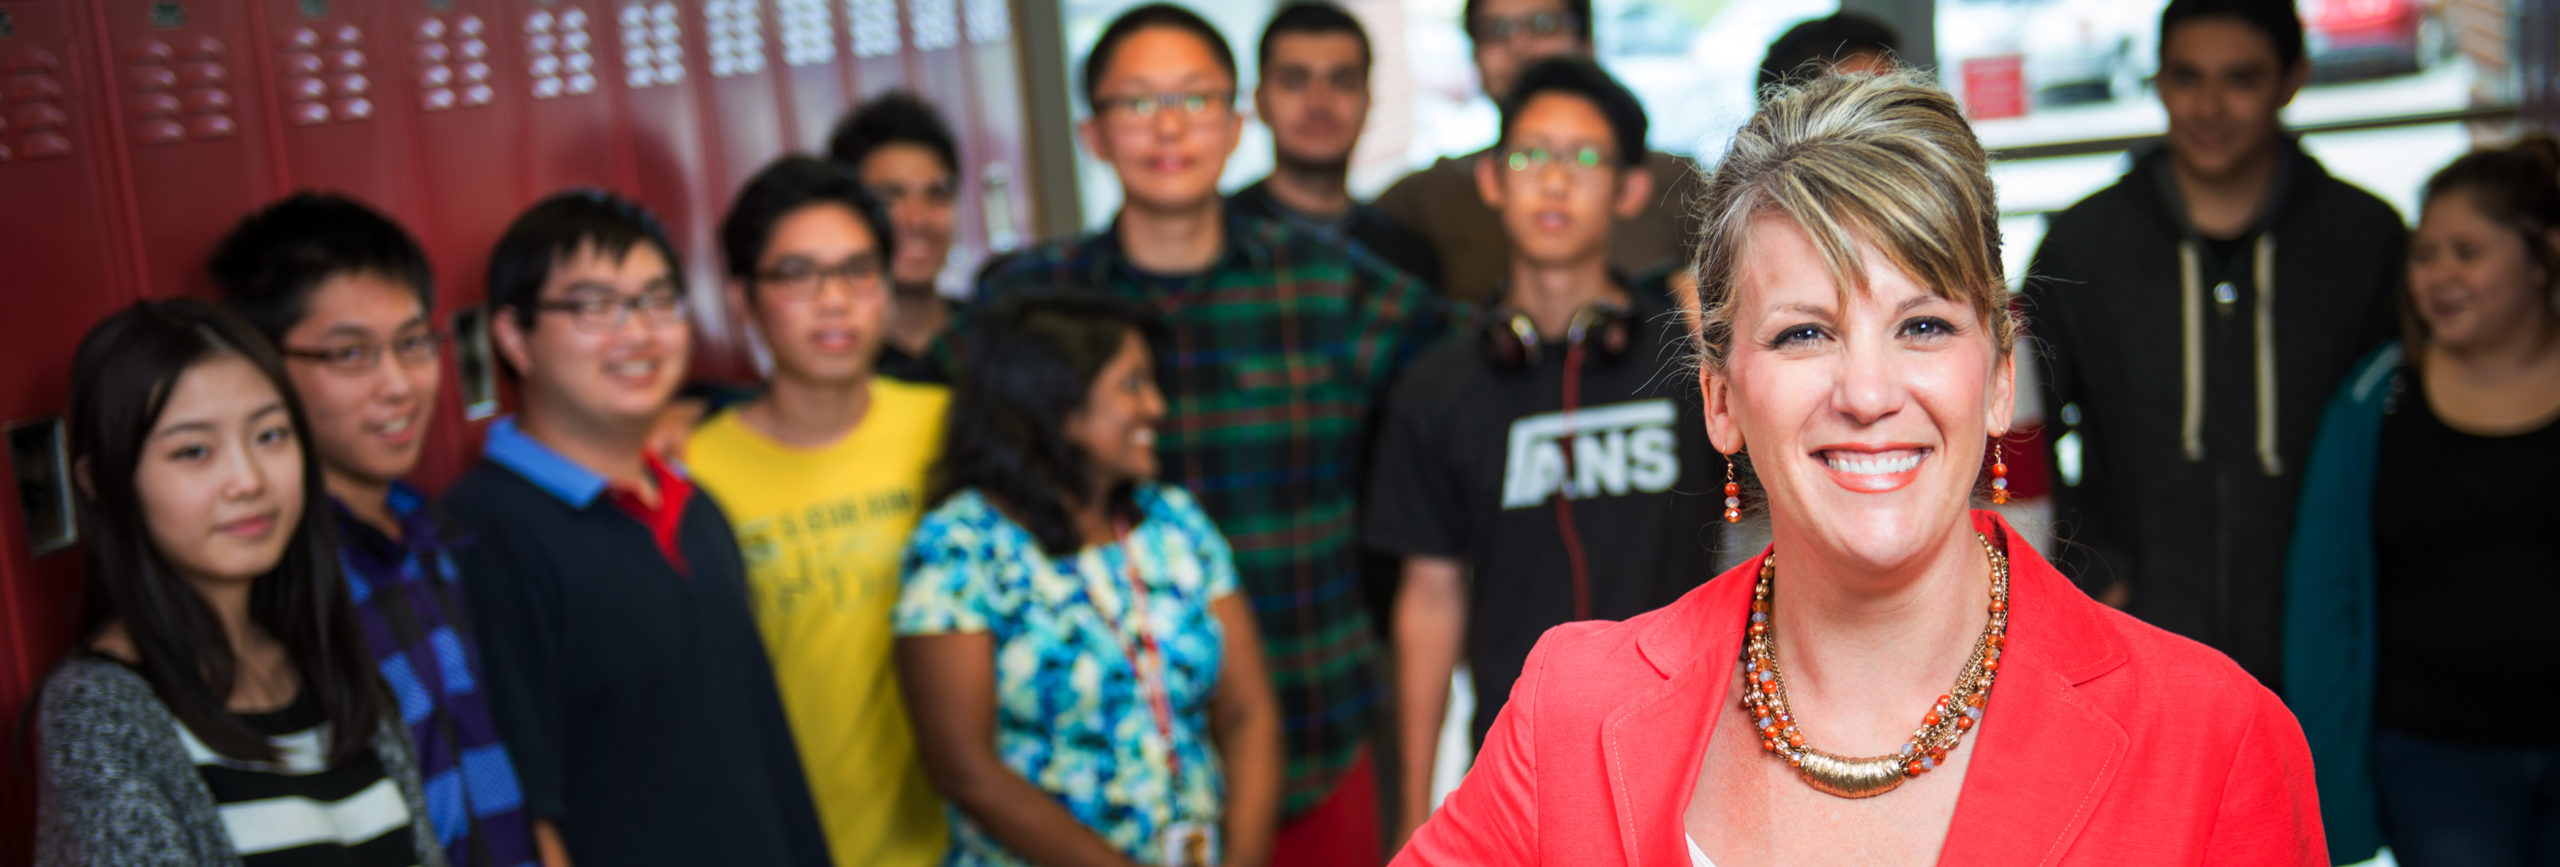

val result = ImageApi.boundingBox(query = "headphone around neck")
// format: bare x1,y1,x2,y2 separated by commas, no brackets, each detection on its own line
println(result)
1477,293,1638,370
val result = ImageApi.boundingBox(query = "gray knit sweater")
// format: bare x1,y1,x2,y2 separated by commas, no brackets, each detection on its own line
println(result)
32,655,449,867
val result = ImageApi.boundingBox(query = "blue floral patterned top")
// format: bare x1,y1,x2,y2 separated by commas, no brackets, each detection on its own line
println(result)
895,483,1238,867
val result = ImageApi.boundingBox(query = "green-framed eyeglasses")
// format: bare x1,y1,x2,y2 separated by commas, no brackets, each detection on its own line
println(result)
1505,146,1607,174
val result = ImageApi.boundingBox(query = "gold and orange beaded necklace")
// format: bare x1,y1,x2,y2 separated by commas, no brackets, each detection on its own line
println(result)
1739,532,2009,798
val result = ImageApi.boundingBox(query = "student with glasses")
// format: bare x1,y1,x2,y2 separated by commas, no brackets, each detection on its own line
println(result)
446,190,830,866
1372,0,1703,306
974,5,1452,864
1364,59,1720,852
683,155,951,867
206,194,543,867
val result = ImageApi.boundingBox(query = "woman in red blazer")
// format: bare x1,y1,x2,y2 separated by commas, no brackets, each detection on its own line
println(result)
1396,70,2324,867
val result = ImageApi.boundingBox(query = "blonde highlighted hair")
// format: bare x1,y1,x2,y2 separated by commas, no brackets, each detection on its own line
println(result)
1684,69,2017,371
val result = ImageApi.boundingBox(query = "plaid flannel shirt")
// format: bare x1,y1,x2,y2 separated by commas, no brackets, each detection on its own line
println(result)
333,485,535,867
975,210,1452,815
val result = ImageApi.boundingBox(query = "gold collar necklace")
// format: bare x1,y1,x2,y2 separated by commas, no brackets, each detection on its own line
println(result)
1739,532,2010,798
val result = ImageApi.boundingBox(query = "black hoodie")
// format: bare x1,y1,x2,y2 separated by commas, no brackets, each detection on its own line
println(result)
2025,138,2403,691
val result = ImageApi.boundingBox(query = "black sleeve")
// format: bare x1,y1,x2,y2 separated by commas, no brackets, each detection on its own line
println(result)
691,497,834,867
452,509,569,821
1364,363,1468,559
2024,227,2135,595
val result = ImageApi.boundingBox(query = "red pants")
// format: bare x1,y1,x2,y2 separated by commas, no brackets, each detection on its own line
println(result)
1270,750,1380,867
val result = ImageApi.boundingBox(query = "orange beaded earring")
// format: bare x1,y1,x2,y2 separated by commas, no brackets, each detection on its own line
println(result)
1990,441,2010,505
1723,453,1743,523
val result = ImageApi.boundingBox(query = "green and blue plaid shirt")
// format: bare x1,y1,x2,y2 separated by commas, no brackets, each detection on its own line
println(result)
976,210,1452,815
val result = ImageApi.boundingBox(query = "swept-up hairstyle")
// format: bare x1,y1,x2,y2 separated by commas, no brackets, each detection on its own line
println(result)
1686,68,2016,373
65,298,381,765
931,294,1153,555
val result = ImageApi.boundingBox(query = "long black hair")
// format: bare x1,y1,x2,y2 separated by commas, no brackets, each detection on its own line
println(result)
65,298,382,765
933,294,1153,555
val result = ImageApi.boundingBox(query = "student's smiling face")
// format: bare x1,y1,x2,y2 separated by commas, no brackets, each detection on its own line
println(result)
1081,26,1244,214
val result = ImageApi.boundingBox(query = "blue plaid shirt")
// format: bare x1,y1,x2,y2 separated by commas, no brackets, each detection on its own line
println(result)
334,484,536,867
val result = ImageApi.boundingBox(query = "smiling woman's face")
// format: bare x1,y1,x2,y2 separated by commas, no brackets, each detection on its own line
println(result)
135,353,306,587
1704,215,2014,573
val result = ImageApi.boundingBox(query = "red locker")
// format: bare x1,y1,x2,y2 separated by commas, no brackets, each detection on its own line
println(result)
668,0,791,382
509,0,624,196
249,0,420,216
389,0,535,491
903,0,989,276
0,2,132,856
95,0,281,297
592,0,723,382
770,0,851,154
957,0,1028,261
846,0,904,95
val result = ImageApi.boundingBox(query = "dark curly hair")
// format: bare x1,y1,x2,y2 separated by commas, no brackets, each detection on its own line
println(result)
932,294,1155,554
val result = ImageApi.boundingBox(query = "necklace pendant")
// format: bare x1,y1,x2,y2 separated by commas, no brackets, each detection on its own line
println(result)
1793,749,1910,799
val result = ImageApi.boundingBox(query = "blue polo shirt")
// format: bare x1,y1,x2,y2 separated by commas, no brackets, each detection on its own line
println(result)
447,418,829,866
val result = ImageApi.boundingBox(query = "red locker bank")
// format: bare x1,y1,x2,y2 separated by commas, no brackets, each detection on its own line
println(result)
0,0,1039,858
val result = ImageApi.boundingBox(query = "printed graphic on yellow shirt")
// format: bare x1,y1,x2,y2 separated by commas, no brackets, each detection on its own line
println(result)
684,380,952,867
734,487,920,617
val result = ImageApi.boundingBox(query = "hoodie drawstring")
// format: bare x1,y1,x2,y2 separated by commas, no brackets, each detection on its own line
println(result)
2176,236,2286,477
2252,235,2282,476
2179,241,2206,462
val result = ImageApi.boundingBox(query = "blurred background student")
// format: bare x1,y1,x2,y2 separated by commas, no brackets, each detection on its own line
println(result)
896,295,1281,867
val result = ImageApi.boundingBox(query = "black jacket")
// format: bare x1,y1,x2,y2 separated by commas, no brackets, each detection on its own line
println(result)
2025,138,2403,691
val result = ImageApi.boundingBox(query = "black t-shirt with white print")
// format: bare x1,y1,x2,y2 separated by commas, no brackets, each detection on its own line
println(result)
1364,292,1721,746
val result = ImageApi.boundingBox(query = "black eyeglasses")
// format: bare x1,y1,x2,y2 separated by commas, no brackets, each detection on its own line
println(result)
280,330,446,374
756,255,886,302
1470,11,1578,43
529,289,688,333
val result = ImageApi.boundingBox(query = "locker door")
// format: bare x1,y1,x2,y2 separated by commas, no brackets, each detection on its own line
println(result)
595,0,722,383
844,0,903,95
772,0,851,154
902,0,984,280
98,0,282,297
676,0,792,382
509,0,624,196
957,0,1026,268
0,2,132,855
392,0,532,490
253,0,419,215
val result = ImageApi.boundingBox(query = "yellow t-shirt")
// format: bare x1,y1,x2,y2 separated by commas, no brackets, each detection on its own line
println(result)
686,378,951,867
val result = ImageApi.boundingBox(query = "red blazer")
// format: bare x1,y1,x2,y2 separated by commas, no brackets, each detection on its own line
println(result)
1396,511,2324,866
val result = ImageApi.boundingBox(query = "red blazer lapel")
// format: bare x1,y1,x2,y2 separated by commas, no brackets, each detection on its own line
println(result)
1939,512,2132,866
1603,555,1756,866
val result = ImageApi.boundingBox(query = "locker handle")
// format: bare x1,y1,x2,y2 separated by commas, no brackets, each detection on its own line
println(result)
980,163,1018,253
451,308,502,421
6,416,77,557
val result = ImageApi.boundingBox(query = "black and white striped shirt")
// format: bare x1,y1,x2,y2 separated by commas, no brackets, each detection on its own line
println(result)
182,691,419,867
